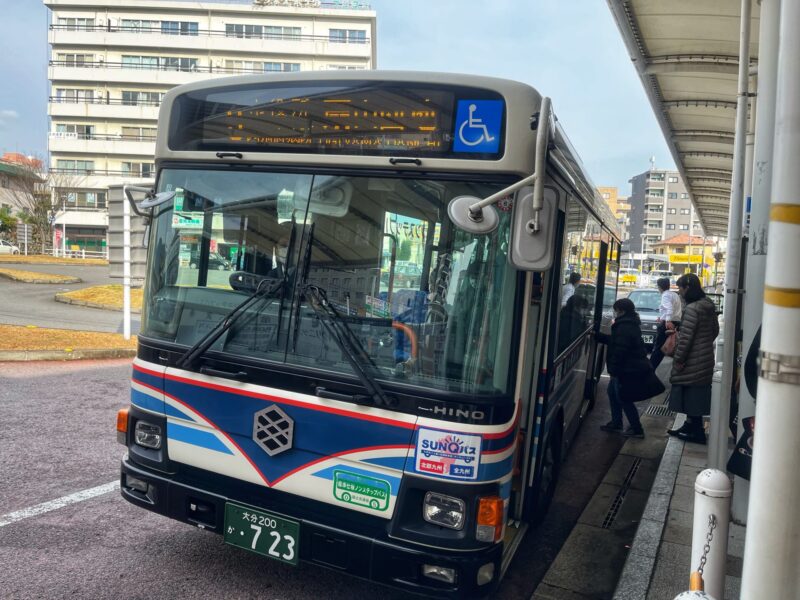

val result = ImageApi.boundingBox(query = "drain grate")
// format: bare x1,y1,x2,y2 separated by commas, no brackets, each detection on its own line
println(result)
601,457,642,529
645,404,676,417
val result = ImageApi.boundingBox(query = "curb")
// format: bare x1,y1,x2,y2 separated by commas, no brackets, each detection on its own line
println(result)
54,293,142,313
613,414,686,599
0,347,136,362
0,272,81,285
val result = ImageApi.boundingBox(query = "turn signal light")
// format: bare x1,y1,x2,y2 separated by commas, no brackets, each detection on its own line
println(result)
476,496,504,543
116,408,129,445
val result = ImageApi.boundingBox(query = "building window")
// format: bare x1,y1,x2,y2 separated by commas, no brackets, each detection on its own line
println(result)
121,55,198,72
121,90,163,106
649,173,665,181
668,176,678,183
326,64,366,70
680,224,689,230
681,193,689,199
121,162,155,178
161,21,198,35
55,88,94,103
57,53,93,66
667,208,677,215
56,159,94,173
329,28,367,43
666,224,676,230
680,208,691,215
57,190,107,209
648,221,662,228
57,17,94,30
668,192,678,199
264,62,300,72
121,126,157,140
121,19,159,31
55,124,95,139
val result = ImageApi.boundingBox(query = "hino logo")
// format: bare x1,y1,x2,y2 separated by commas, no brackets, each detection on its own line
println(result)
431,405,485,421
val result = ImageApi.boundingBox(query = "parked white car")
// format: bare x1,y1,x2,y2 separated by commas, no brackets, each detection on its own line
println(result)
0,239,20,255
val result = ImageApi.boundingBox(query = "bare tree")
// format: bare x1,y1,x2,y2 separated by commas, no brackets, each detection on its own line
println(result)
4,155,85,253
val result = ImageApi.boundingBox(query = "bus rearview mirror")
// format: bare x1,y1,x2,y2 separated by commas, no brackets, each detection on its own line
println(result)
508,186,557,271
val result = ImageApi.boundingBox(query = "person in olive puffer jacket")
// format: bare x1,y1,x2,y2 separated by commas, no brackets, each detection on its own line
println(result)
667,273,720,443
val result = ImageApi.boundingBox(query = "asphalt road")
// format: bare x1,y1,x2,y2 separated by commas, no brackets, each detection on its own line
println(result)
0,360,624,600
0,262,141,334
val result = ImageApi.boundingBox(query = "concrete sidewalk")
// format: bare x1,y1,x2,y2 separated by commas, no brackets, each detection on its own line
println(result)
613,414,745,600
531,355,745,600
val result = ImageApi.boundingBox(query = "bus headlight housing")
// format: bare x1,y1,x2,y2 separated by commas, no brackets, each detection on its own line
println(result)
135,421,162,449
422,492,465,530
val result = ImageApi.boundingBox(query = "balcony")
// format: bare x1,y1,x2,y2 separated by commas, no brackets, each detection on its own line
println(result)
49,25,372,59
49,61,211,86
48,97,160,122
49,132,155,157
48,169,154,190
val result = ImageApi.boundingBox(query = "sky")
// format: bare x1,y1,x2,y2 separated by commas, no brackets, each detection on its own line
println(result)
0,0,675,194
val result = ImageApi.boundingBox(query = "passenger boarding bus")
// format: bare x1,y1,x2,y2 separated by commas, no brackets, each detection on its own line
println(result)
118,72,620,598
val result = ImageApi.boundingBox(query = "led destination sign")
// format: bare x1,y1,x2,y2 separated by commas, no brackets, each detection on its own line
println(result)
169,82,506,159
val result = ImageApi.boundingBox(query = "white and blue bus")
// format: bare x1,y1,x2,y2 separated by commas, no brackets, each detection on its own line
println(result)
117,71,620,598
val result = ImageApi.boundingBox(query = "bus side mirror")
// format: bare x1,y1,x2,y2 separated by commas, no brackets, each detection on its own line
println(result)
508,186,557,270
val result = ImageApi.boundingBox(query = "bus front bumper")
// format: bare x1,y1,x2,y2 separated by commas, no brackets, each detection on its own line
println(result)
120,456,502,598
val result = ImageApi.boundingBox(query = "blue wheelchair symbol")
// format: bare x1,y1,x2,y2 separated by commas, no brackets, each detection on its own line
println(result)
453,100,503,154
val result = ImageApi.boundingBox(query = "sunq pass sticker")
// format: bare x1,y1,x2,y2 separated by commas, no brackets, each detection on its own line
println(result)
415,428,482,480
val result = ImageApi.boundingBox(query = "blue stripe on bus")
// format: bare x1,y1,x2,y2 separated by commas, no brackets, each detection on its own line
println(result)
311,465,400,494
132,366,163,390
131,388,164,414
167,422,233,455
131,388,195,421
361,456,406,471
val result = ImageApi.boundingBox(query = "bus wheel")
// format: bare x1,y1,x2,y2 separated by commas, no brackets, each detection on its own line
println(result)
532,431,561,525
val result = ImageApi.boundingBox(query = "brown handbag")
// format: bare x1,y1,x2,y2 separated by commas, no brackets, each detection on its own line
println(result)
661,329,677,356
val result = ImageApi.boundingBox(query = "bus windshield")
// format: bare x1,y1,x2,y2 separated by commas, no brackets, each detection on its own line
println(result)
142,168,518,396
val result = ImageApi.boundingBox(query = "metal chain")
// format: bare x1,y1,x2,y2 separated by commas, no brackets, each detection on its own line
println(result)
697,514,718,577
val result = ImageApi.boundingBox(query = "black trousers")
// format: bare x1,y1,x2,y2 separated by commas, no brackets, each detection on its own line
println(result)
650,321,680,368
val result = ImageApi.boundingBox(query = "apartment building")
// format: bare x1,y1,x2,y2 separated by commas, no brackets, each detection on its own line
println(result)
46,0,376,252
627,168,703,257
597,185,631,250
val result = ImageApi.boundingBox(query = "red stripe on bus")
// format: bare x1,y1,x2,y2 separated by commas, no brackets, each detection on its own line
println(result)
270,444,412,487
160,369,417,430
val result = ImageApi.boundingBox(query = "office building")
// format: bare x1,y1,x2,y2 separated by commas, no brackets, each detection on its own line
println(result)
598,185,631,251
45,0,376,253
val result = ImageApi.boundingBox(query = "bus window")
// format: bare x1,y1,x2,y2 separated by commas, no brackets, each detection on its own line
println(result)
557,199,591,354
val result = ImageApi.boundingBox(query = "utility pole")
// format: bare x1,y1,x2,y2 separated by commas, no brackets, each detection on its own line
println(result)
741,0,800,594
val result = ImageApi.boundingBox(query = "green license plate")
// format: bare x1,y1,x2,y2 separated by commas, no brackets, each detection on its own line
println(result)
223,503,299,566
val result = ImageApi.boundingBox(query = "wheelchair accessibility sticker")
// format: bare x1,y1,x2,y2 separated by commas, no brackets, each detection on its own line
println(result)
453,100,504,154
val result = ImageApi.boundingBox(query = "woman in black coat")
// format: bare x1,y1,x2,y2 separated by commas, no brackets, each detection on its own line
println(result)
596,298,665,437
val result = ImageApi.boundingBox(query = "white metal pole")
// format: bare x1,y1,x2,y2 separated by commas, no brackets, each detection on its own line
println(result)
691,470,732,600
709,0,751,471
732,0,781,525
122,188,131,341
741,0,800,594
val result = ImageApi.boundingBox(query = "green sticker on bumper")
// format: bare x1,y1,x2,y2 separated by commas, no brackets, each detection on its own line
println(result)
333,470,390,511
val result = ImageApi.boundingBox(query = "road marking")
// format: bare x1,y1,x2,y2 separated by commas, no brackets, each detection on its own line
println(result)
0,481,119,527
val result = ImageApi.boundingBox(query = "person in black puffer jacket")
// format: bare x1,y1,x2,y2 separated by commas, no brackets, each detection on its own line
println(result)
667,273,720,444
596,298,664,438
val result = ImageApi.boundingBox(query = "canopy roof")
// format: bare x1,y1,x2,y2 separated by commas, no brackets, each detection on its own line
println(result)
607,0,760,237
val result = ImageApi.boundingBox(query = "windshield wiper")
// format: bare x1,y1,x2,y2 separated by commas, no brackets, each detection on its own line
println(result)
301,284,396,409
177,274,284,370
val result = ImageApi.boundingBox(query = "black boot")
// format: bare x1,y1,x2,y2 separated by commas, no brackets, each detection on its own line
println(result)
677,417,707,444
667,419,692,437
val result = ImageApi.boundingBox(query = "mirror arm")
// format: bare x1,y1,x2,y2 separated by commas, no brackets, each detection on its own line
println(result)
529,96,552,233
123,185,153,219
466,96,552,232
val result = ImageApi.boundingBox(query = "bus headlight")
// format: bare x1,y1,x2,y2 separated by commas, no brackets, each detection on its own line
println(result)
134,421,162,450
422,492,465,530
